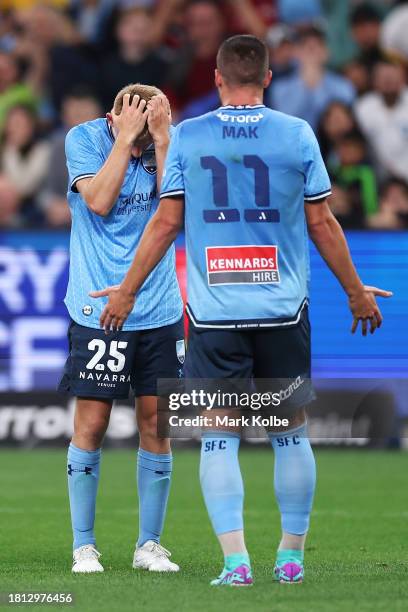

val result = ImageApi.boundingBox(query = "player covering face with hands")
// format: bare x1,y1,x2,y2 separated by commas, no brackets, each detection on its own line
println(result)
90,37,392,586
59,84,184,574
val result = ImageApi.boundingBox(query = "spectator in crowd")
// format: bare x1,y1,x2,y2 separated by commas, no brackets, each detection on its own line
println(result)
0,51,37,131
329,130,378,228
224,0,275,38
99,7,169,111
277,0,322,25
179,0,276,118
0,175,21,228
69,0,117,45
317,101,359,164
269,25,355,130
326,184,362,229
133,0,186,51
343,60,371,97
15,5,99,112
354,60,408,182
0,0,405,231
380,0,408,61
349,3,386,75
0,104,50,225
321,0,357,68
165,0,226,115
266,24,297,81
248,0,278,27
1,1,68,7
367,177,408,229
41,88,101,228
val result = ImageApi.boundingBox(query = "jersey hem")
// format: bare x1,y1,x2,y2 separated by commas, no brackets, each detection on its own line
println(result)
65,307,184,332
186,298,308,330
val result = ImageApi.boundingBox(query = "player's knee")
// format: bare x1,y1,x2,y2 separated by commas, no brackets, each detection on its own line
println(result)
138,411,169,452
74,414,108,449
138,409,158,438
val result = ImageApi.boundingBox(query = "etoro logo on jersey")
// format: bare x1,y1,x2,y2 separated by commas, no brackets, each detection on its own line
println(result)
206,245,280,285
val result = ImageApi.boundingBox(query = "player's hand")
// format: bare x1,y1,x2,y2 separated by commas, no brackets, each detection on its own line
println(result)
89,285,135,333
349,285,393,336
111,94,148,146
147,94,171,146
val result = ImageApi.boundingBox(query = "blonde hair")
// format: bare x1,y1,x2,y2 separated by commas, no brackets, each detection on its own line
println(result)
113,83,163,147
113,83,162,113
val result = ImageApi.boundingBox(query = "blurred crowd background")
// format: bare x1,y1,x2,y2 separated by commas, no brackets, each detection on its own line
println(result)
0,0,407,231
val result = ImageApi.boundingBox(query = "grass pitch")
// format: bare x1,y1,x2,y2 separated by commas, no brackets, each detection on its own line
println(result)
1,448,408,612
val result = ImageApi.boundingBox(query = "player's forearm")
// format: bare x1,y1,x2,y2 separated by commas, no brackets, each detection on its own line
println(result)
121,211,180,296
154,139,170,192
308,212,364,298
83,135,132,216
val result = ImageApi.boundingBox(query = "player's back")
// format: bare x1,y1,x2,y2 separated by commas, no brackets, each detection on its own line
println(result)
169,104,331,328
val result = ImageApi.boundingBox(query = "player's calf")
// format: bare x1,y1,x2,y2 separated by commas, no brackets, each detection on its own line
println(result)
133,396,178,570
268,418,316,583
200,432,254,585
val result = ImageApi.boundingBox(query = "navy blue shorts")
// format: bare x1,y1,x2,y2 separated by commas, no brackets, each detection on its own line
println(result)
185,307,314,410
58,318,185,400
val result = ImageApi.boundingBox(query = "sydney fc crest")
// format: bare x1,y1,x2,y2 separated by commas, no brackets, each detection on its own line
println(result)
141,148,157,174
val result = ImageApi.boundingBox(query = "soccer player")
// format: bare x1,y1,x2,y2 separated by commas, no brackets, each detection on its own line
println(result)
59,84,184,573
90,37,392,585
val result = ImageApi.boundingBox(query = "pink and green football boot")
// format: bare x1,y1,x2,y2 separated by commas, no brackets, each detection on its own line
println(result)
274,550,304,584
211,554,253,587
211,564,253,587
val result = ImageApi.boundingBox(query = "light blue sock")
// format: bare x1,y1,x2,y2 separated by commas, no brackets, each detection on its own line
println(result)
199,433,243,535
67,443,101,550
268,423,316,535
137,449,172,546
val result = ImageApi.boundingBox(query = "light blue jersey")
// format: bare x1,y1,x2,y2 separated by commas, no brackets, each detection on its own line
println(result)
65,118,183,330
160,105,331,328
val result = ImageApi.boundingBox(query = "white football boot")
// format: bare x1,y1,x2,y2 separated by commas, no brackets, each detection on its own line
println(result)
132,541,179,572
72,544,104,573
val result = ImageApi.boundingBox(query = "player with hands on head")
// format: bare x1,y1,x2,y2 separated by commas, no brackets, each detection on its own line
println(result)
59,83,184,575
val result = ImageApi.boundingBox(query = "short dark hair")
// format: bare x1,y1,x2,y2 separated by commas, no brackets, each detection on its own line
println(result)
296,24,326,45
337,129,366,147
350,3,381,26
217,35,269,87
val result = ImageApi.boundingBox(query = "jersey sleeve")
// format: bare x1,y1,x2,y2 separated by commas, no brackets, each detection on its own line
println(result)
300,122,332,202
160,125,185,199
65,125,104,193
